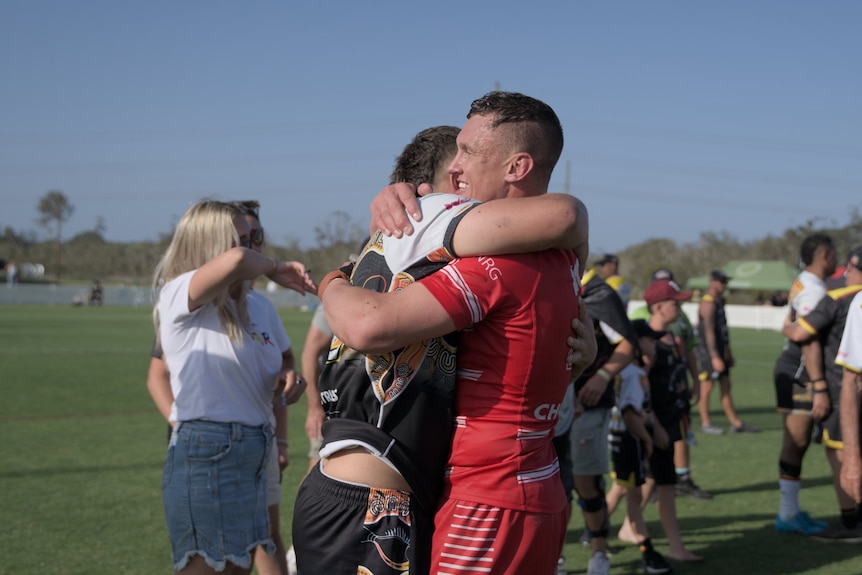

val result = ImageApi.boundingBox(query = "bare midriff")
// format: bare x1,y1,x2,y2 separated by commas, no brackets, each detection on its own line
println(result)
321,446,411,492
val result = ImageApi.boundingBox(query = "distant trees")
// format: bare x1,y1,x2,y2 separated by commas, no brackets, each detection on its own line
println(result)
36,190,75,280
1,204,859,293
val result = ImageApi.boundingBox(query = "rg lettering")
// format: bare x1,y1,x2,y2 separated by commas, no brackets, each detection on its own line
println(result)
477,256,501,280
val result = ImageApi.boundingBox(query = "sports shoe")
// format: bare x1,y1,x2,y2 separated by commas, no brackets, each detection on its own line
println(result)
701,423,725,435
809,524,862,543
675,476,712,499
729,422,758,433
641,549,673,574
579,528,592,548
774,512,827,535
556,555,567,575
587,551,611,575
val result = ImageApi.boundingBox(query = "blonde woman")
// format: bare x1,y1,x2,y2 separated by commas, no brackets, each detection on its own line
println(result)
154,200,315,574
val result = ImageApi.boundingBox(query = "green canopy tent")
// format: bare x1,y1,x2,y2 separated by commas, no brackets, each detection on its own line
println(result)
687,260,799,291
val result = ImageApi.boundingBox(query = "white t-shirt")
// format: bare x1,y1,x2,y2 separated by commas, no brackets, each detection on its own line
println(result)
381,193,479,271
836,291,862,373
790,270,827,317
617,363,647,413
159,271,290,426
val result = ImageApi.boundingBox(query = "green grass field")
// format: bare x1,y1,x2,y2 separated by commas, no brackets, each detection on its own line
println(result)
1,306,858,574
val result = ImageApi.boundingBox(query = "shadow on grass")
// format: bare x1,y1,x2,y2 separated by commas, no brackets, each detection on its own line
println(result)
674,513,861,575
564,512,859,575
708,475,834,497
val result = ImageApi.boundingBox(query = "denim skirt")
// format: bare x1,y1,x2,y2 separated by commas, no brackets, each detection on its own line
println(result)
162,420,274,571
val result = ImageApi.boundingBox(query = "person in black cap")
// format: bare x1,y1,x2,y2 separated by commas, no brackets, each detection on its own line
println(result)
696,270,757,435
783,247,862,542
597,254,619,280
597,253,632,309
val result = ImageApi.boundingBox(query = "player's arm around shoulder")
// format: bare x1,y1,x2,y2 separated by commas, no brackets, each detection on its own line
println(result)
451,194,588,262
322,277,456,354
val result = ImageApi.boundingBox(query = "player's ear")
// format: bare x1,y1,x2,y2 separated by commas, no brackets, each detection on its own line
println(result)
504,152,533,182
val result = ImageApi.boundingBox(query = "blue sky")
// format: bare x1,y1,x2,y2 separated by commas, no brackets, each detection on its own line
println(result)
2,1,859,257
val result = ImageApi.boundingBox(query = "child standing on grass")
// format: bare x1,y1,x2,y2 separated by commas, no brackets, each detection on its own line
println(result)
606,319,673,574
640,279,704,563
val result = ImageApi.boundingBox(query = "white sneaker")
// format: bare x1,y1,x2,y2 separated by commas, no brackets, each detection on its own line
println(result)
587,550,610,575
556,555,567,575
286,544,298,575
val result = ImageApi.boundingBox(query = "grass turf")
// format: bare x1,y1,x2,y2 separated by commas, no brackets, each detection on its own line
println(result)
0,306,858,574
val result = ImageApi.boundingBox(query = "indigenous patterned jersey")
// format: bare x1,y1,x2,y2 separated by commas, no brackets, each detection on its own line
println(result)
317,193,478,513
420,249,581,513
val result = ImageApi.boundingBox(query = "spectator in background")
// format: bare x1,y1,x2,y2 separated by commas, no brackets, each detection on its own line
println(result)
696,270,757,434
147,200,307,575
597,253,631,310
89,279,104,306
605,319,673,574
773,233,836,535
565,264,637,575
640,279,704,562
630,269,710,500
5,259,18,286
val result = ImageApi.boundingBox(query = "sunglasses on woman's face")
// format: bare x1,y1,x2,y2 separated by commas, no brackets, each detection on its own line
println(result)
250,228,265,247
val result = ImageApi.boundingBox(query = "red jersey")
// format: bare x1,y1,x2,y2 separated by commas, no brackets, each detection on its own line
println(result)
420,249,581,513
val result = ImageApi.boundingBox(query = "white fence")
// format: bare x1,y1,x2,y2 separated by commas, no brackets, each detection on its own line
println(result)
629,301,788,332
0,287,787,330
0,283,319,309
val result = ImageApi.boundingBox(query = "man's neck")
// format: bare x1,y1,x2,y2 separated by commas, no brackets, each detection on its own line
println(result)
805,265,826,281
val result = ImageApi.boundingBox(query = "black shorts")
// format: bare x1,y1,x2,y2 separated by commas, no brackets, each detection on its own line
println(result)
292,465,432,575
696,353,729,381
774,366,814,414
814,380,841,447
610,431,647,488
647,441,676,486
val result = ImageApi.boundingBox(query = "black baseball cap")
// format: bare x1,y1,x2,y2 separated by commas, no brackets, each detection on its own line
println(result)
650,268,674,282
598,253,618,265
848,247,862,271
710,270,732,283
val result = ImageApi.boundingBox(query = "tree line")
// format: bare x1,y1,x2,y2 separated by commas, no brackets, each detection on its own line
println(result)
2,191,860,304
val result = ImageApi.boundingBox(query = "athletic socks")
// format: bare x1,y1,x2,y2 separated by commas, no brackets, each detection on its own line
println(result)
778,478,801,521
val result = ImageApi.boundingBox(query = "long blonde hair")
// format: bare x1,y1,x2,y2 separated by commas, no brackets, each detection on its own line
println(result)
152,200,249,344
